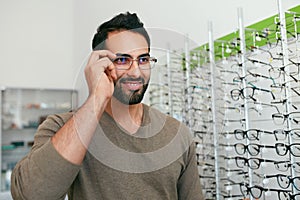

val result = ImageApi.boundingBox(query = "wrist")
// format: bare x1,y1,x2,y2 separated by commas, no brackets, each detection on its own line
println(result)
85,93,110,120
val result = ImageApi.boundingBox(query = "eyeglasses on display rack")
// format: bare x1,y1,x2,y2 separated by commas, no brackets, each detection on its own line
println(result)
268,60,300,79
232,142,300,157
229,101,281,114
271,96,299,111
223,105,262,116
264,174,300,191
273,143,300,157
273,160,300,173
232,129,273,141
240,183,291,200
231,70,276,87
232,156,276,170
270,79,300,94
272,111,300,125
230,84,276,102
273,128,300,141
233,143,276,156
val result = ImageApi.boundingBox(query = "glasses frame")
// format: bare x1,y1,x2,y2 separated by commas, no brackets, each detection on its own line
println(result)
112,54,157,70
264,174,300,191
272,111,300,125
240,183,291,199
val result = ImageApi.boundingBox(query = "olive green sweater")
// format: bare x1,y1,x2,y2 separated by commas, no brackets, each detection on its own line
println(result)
11,104,203,200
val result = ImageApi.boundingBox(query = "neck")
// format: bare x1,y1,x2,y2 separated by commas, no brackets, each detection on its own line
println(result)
105,97,144,134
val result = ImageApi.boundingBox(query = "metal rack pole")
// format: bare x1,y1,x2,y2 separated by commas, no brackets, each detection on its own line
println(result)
237,8,254,200
166,49,173,116
184,35,192,129
208,21,221,200
0,89,2,191
277,0,296,181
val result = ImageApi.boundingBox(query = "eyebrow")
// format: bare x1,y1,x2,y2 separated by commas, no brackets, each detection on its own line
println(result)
115,53,150,58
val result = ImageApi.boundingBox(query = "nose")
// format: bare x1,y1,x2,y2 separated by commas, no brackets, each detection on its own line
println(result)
127,59,141,77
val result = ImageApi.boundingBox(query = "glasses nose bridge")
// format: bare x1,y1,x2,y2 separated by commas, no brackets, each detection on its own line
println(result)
129,58,141,69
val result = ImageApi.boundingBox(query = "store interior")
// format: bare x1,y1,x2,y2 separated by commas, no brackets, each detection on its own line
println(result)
1,0,300,199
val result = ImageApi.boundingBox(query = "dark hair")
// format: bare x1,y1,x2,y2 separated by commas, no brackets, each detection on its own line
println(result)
92,12,150,51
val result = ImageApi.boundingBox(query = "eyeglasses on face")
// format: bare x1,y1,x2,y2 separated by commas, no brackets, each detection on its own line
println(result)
112,53,157,70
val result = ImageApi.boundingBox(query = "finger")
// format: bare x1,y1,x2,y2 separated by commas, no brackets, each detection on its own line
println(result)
85,57,113,79
89,57,117,81
87,50,116,66
106,62,117,80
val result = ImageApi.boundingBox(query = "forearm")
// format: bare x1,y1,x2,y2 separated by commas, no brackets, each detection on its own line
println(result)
11,94,109,199
51,94,109,165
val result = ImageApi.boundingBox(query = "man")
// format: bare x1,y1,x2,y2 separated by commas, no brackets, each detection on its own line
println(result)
11,12,203,200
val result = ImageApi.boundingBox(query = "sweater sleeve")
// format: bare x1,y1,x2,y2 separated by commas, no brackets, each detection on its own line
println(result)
10,113,81,200
177,141,204,200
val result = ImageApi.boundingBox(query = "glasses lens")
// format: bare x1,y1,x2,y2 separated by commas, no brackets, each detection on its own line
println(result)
248,144,260,156
113,56,131,69
234,143,246,155
248,158,260,169
292,177,300,191
285,63,299,75
290,144,300,157
278,190,291,200
272,113,285,125
290,112,300,124
269,67,281,79
247,130,260,141
250,186,263,199
291,129,300,140
231,89,240,101
275,161,290,172
240,184,248,196
277,175,290,189
234,129,245,140
235,157,246,168
274,129,287,141
138,56,151,69
275,143,288,156
292,162,300,173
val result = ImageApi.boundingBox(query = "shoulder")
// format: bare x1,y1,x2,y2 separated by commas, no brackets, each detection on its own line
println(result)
37,111,74,132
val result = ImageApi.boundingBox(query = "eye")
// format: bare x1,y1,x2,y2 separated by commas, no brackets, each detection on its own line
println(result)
138,56,150,65
113,57,130,65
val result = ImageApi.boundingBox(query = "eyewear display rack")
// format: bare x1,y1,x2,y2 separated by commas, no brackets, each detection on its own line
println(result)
0,87,78,192
148,1,300,200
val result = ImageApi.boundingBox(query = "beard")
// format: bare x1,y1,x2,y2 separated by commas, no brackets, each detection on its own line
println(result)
113,77,149,105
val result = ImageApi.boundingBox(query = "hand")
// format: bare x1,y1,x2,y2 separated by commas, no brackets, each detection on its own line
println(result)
84,50,117,100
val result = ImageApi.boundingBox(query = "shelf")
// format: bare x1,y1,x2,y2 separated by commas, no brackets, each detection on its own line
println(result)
0,87,78,192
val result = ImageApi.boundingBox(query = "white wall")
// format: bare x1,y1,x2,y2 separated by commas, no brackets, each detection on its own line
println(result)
0,0,299,93
0,0,74,89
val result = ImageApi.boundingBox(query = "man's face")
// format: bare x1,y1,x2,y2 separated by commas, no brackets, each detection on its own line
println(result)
105,30,151,105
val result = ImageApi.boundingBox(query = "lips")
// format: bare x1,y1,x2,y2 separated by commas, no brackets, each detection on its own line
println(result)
119,78,144,91
122,81,143,91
